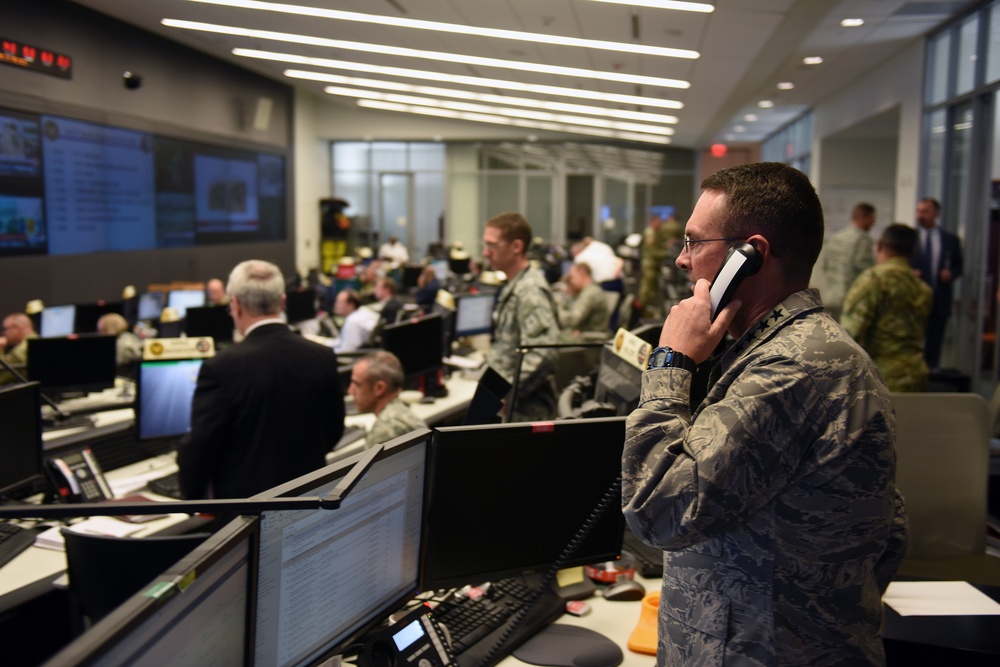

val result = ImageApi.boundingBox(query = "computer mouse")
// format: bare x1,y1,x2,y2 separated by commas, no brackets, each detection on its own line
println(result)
602,579,646,601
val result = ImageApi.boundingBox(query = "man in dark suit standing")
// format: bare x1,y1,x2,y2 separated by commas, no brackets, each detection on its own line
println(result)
178,260,345,499
910,197,963,368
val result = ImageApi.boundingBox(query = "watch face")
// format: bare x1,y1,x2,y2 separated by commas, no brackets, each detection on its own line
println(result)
648,347,669,368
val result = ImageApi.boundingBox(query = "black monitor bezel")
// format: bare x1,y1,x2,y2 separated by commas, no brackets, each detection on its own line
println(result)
0,381,44,498
182,305,234,342
284,287,317,324
73,301,124,335
251,429,431,666
43,515,260,667
381,312,444,380
420,417,626,591
26,335,118,394
451,291,497,338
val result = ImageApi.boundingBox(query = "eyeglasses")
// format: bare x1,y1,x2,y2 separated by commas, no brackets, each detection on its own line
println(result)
483,240,507,251
683,236,744,254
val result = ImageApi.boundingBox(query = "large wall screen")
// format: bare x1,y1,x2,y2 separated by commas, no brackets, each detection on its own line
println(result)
0,107,286,257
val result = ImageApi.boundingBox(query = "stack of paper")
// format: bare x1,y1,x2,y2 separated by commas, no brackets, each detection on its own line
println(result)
34,517,144,551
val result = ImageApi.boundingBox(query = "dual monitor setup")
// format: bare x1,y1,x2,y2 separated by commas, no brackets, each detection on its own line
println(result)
41,417,627,666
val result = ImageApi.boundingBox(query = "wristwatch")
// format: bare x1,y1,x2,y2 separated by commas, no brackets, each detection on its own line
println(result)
646,346,697,373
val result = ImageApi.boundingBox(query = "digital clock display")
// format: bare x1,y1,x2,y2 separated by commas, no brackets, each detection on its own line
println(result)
1,36,72,79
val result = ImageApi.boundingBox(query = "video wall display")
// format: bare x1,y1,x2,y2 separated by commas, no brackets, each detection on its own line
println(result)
0,107,286,257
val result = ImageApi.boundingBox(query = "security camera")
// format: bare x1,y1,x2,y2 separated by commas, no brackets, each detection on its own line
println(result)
123,71,143,90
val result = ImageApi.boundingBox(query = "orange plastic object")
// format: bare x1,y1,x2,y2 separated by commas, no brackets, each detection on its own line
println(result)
627,590,659,655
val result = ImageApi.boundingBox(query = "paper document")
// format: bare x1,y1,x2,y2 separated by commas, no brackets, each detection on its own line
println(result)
34,517,144,551
444,355,484,370
883,581,1000,616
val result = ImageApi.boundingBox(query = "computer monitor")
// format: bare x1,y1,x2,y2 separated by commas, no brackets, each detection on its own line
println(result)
253,430,429,667
284,287,317,324
593,344,643,416
420,417,626,590
27,335,117,395
400,265,423,290
0,382,43,498
137,292,164,321
74,301,124,334
136,358,203,440
183,306,234,342
452,292,496,338
381,313,444,381
448,256,470,276
166,289,206,319
40,305,76,338
430,259,448,282
45,516,259,666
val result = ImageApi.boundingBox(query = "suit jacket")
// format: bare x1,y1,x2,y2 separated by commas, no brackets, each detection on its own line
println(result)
178,323,345,499
910,226,963,317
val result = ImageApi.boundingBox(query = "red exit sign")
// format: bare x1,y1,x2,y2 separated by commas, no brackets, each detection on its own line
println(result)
1,37,72,79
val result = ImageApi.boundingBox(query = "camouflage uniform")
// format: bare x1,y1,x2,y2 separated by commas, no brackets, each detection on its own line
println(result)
840,256,933,392
365,396,429,449
822,225,874,318
559,282,610,334
623,290,907,667
487,267,560,422
639,220,681,316
0,333,35,385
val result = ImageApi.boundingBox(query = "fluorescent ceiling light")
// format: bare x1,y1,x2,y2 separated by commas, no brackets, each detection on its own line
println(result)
238,49,685,110
355,99,671,145
803,56,824,65
743,114,758,122
286,70,679,125
757,100,774,108
187,0,699,59
777,81,795,90
163,19,691,89
323,85,675,136
840,18,864,28
586,0,714,12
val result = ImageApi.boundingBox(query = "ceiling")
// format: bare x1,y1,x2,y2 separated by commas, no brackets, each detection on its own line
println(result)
72,0,973,148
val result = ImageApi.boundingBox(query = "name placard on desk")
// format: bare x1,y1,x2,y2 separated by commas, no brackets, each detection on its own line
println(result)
142,338,215,361
611,328,652,371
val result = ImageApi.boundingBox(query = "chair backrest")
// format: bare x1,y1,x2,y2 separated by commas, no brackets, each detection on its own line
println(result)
61,529,210,625
989,383,1000,438
890,392,990,558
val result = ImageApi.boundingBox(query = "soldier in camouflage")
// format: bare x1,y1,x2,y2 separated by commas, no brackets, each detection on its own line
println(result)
483,212,560,422
559,262,610,335
639,215,683,318
623,163,908,666
841,224,932,392
348,350,428,449
821,202,876,320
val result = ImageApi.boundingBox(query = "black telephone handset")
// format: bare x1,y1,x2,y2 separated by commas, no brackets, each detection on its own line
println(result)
361,604,454,667
709,242,763,321
47,448,113,503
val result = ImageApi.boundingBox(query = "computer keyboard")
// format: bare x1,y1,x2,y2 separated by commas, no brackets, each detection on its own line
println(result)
0,522,36,569
430,576,566,667
622,527,664,579
147,471,182,499
41,413,96,433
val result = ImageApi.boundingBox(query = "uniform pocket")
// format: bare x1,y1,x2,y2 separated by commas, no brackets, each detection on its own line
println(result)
660,576,730,667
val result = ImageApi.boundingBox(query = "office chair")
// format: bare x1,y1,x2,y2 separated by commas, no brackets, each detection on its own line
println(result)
61,528,210,633
890,392,1000,586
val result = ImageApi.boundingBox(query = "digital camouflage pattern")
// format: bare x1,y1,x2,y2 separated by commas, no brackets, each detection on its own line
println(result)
560,281,610,333
623,290,908,667
487,266,560,421
840,256,933,393
0,333,35,386
639,219,682,315
365,396,429,449
822,225,874,315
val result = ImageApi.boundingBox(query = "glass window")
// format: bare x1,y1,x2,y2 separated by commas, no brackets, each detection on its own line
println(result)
370,142,408,171
923,109,947,202
409,143,445,171
927,31,952,105
986,2,1000,83
333,142,369,172
956,15,980,95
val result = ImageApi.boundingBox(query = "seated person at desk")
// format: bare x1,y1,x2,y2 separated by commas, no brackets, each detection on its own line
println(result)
414,266,441,313
0,312,36,385
374,276,403,327
378,234,410,268
558,262,610,337
348,351,428,449
97,313,143,367
205,278,229,307
332,289,379,354
177,259,345,499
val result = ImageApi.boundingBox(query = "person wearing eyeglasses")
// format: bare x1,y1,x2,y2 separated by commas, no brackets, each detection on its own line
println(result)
482,212,560,422
622,163,906,666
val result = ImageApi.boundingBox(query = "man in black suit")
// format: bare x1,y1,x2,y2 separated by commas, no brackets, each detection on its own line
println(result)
910,197,963,368
178,260,345,499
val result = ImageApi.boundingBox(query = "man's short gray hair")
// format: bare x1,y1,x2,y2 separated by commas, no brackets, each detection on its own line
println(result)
227,260,285,316
360,350,405,392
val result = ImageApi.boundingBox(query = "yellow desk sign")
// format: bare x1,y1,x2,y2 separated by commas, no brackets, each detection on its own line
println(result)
143,337,216,361
611,328,654,371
